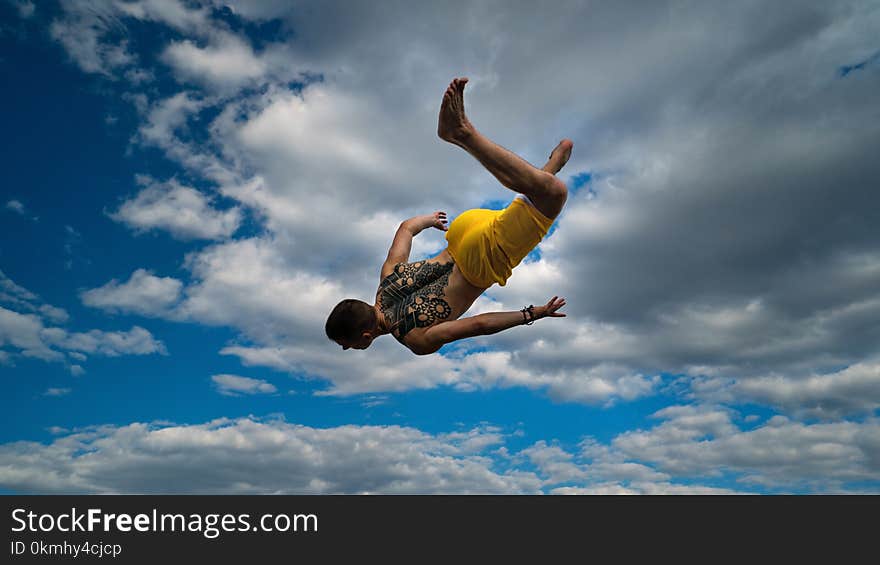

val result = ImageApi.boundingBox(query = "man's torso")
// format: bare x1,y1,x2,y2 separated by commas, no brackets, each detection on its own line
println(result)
376,249,484,350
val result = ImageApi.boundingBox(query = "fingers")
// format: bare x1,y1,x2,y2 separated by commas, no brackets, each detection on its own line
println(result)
545,296,567,316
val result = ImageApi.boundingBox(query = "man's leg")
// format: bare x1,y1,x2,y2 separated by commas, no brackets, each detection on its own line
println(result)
438,77,572,219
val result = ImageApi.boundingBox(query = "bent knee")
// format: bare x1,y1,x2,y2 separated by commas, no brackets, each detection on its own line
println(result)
530,173,568,219
541,173,568,205
537,170,565,194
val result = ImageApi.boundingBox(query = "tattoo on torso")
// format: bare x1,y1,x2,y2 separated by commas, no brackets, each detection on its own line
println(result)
378,260,454,342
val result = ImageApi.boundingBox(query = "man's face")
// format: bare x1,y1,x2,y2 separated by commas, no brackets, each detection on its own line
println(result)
337,332,374,351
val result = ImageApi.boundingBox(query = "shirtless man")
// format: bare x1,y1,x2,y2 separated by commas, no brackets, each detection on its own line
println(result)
326,77,572,355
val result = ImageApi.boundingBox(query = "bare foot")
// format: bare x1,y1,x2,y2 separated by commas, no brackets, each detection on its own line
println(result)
541,139,574,174
438,77,474,144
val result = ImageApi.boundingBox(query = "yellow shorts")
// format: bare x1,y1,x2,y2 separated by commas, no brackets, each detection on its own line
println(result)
445,195,555,288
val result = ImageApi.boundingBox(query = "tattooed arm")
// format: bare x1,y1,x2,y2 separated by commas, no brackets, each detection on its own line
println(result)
410,296,567,355
381,211,448,278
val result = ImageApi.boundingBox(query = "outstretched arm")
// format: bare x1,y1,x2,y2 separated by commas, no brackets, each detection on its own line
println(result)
413,296,567,355
381,211,448,278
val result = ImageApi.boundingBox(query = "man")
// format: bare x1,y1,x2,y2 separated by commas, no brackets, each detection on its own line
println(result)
326,77,572,355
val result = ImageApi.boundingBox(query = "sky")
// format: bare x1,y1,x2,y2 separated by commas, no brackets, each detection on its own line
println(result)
0,0,879,494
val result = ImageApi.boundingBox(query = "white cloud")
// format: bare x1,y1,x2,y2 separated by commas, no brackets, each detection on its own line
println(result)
211,374,277,396
0,268,38,308
453,351,659,405
5,200,25,214
611,405,880,489
112,0,210,33
176,237,350,343
50,0,213,77
41,326,167,357
0,417,543,494
122,67,153,85
137,93,204,150
109,177,240,240
38,304,70,324
81,268,183,317
0,306,64,362
130,94,233,181
162,32,267,88
4,411,871,494
49,1,133,76
0,273,167,368
15,1,35,19
44,388,71,397
551,483,744,495
718,362,880,419
515,406,880,492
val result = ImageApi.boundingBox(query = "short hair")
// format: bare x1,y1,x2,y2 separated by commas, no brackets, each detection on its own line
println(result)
325,299,377,342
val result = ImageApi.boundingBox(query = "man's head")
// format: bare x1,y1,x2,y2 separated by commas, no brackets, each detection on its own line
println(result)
325,299,379,350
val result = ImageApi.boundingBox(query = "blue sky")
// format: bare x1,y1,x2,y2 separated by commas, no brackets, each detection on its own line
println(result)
1,1,879,494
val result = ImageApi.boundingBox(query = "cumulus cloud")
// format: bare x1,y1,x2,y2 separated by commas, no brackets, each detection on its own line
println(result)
113,0,211,33
80,268,183,316
0,306,165,362
0,307,62,362
49,0,133,76
1,412,874,494
162,32,268,89
49,0,214,77
0,271,166,368
0,268,39,308
5,199,25,214
693,362,880,420
39,304,70,324
540,405,880,492
211,374,277,396
612,405,880,489
14,1,35,19
176,237,345,341
109,177,241,240
41,326,167,357
137,94,203,148
551,483,744,495
0,417,542,494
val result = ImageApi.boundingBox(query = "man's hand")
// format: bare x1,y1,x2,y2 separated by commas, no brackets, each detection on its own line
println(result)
383,211,449,277
533,296,566,320
407,211,448,234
